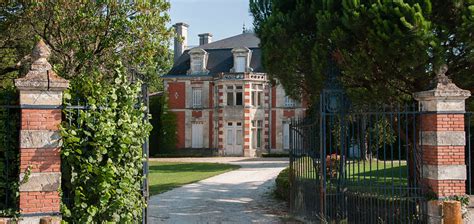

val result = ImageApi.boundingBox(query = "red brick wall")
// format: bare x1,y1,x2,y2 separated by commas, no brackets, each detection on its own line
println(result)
20,148,61,173
209,111,213,148
174,111,186,149
283,110,295,118
423,179,465,197
420,113,466,197
422,146,465,165
192,111,202,118
209,82,214,108
21,109,61,130
271,111,276,148
19,192,61,214
167,82,186,109
421,114,464,131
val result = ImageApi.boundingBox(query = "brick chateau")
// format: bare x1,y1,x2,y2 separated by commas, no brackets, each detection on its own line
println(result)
162,23,307,157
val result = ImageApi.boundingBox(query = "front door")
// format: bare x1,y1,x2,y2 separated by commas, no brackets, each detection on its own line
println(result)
191,123,204,148
225,122,243,156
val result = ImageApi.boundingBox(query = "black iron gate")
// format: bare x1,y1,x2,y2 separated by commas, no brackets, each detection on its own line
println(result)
466,112,473,195
289,65,426,223
0,92,20,216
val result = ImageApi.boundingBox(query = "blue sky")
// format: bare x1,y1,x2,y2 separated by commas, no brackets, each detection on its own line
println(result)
169,0,254,46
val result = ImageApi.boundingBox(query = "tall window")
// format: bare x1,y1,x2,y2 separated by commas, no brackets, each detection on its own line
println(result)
192,88,202,108
252,120,263,149
235,56,246,73
284,95,296,107
251,84,263,107
226,85,243,106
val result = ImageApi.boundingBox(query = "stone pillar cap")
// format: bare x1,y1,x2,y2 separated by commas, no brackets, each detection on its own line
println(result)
414,65,471,101
15,40,69,91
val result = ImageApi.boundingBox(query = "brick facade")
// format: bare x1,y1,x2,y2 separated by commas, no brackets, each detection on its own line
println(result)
163,76,306,156
167,82,186,109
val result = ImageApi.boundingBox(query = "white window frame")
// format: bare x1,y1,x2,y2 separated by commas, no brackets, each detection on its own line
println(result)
251,84,263,107
234,56,246,73
192,88,202,108
191,59,203,74
226,85,243,106
191,123,204,148
284,95,296,108
252,120,263,149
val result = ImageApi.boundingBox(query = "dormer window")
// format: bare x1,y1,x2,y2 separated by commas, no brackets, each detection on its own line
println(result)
191,59,203,73
235,56,246,73
231,47,252,73
188,48,208,75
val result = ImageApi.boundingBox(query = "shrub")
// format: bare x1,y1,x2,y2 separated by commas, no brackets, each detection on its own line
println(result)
275,167,290,202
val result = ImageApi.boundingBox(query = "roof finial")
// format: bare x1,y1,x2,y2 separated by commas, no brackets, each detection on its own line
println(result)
430,64,452,88
242,22,246,34
30,39,52,72
32,39,51,61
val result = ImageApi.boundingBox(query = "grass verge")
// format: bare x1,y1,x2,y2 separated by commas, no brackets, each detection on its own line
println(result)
148,162,240,196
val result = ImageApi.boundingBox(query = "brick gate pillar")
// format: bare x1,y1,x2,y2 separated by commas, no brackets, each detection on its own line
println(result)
414,67,471,223
14,40,69,223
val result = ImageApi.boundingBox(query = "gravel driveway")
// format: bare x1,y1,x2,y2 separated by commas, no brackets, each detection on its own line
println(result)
148,157,290,224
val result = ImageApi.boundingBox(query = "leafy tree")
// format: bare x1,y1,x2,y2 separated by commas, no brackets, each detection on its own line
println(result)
251,0,474,106
0,0,173,92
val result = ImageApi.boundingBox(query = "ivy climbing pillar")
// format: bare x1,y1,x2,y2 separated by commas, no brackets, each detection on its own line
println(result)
14,40,69,223
414,66,471,223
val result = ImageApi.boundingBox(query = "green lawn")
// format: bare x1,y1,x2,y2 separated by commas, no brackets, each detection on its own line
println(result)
148,162,240,196
293,157,410,195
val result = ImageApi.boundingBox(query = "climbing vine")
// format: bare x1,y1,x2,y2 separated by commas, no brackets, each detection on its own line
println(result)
60,63,152,223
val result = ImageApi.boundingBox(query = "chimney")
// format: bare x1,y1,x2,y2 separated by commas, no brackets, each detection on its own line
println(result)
198,33,213,46
173,22,189,63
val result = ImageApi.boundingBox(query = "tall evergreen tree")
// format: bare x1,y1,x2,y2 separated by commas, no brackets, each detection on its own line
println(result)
251,0,474,105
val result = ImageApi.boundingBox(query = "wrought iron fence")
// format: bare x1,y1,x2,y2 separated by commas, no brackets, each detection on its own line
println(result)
290,104,426,223
0,93,20,215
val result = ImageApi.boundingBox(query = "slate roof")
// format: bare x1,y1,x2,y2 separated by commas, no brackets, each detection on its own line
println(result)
199,33,260,50
164,33,263,77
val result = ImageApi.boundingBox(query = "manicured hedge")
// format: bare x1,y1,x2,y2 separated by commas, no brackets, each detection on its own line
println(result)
275,167,290,202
